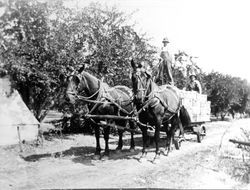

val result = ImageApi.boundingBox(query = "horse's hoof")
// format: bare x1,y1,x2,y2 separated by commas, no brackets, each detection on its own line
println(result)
174,141,180,150
138,153,147,163
101,155,109,161
152,157,160,164
129,148,135,153
93,154,101,160
139,156,147,163
115,148,122,154
162,149,169,156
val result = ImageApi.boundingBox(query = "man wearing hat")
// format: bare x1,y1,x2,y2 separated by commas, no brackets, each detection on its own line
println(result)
156,37,174,85
186,71,202,94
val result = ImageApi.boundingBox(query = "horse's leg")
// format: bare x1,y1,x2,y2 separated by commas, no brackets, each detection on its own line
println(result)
164,126,173,156
115,120,124,152
93,124,101,160
175,116,185,148
153,117,162,163
139,126,148,162
163,122,170,156
116,120,135,152
129,121,135,152
116,129,123,153
164,115,178,156
102,126,110,160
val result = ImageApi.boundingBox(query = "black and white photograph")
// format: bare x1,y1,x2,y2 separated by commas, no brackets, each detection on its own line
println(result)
0,0,250,189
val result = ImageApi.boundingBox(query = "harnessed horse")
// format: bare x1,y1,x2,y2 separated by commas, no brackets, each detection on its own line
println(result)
131,60,190,163
66,66,136,160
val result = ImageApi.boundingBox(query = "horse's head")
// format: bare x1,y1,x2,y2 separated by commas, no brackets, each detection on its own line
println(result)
66,64,100,105
130,59,152,105
66,74,82,104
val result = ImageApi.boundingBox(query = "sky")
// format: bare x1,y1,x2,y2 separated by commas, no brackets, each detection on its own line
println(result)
69,0,250,81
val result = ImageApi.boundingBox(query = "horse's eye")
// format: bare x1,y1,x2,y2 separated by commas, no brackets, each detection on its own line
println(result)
76,84,79,90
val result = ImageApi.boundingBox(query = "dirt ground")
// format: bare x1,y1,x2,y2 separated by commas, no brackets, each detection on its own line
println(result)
1,118,250,189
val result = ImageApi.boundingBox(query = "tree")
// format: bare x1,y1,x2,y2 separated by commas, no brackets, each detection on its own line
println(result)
173,50,202,89
74,2,157,86
0,0,157,120
1,0,57,121
202,71,250,120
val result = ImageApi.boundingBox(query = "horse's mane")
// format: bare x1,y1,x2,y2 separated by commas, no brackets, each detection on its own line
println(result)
147,78,159,93
113,85,133,98
147,78,179,97
80,71,108,87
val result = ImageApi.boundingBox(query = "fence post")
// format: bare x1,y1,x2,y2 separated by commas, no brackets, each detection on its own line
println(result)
17,126,23,152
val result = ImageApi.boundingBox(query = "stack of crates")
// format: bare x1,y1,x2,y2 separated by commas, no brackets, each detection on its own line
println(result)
178,90,211,122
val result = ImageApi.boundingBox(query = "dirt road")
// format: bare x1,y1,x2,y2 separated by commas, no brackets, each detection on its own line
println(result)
0,119,250,189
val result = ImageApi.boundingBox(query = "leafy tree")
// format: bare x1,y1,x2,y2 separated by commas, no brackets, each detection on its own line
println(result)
74,2,157,86
0,0,157,121
202,71,250,120
0,0,57,121
173,50,202,89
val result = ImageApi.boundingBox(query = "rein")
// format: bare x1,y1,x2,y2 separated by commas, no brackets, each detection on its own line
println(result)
68,73,135,116
134,73,180,122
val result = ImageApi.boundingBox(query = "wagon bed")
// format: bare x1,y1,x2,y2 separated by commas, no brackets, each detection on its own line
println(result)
179,90,211,142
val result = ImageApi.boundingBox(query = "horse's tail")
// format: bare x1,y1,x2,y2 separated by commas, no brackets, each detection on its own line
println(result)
179,106,191,127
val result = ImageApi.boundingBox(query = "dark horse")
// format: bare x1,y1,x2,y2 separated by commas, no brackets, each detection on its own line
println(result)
66,66,135,160
130,60,190,163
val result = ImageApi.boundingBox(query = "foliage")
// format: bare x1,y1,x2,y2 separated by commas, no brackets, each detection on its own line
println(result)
1,0,56,121
75,2,157,86
173,50,202,89
0,0,157,121
202,71,250,119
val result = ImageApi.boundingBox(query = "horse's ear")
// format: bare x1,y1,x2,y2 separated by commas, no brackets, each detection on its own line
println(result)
152,76,156,82
137,62,142,68
100,76,104,82
59,73,65,83
131,59,136,70
74,75,81,84
78,64,85,73
145,70,151,79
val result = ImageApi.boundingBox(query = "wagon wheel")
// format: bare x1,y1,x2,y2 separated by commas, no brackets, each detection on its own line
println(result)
197,125,206,143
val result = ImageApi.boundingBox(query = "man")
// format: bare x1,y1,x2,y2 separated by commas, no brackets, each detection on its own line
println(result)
186,72,202,94
156,37,174,85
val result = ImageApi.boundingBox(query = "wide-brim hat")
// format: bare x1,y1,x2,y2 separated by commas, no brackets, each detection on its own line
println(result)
162,37,169,43
189,74,197,78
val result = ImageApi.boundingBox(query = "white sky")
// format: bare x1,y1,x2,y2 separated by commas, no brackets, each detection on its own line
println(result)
71,0,250,81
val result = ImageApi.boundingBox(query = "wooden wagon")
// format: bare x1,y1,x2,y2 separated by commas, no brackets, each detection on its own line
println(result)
179,90,211,143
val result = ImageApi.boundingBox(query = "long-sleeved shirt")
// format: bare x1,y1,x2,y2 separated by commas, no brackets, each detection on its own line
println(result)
187,79,202,94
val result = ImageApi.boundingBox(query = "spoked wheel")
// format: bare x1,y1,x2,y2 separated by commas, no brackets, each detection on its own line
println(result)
196,125,206,143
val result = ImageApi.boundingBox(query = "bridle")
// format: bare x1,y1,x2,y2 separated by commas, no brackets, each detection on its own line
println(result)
133,70,152,103
66,73,102,102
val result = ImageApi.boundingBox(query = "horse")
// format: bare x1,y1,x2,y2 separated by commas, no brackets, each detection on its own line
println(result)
130,60,191,163
66,66,136,160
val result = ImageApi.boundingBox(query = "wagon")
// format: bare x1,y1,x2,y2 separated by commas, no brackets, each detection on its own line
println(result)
184,122,207,143
178,90,211,143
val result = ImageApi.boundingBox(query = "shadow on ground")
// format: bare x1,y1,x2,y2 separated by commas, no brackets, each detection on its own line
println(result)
21,132,200,166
